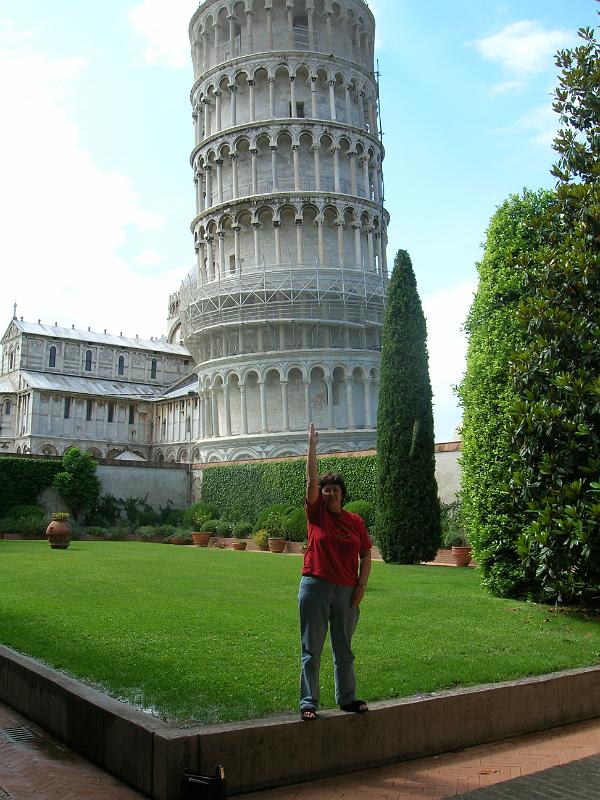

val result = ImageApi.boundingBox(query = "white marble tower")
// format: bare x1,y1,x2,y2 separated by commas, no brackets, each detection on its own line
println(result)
177,0,389,461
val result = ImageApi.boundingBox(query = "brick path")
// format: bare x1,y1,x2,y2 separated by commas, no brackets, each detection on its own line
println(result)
0,699,598,799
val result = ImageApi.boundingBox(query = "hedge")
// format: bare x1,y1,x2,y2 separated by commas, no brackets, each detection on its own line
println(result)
201,454,377,524
0,457,62,516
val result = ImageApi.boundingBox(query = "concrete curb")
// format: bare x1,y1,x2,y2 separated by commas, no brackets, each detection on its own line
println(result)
0,645,599,799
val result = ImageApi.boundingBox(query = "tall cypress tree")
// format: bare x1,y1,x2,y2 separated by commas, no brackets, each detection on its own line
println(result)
376,249,441,563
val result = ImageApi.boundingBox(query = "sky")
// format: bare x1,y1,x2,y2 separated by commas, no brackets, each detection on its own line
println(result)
1,0,597,441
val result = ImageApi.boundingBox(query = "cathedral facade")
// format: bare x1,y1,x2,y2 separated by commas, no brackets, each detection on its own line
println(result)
0,0,387,464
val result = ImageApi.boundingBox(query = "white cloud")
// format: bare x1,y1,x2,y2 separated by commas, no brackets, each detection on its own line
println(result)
0,19,179,341
128,0,199,69
517,100,558,148
423,280,476,442
134,249,163,267
474,20,571,92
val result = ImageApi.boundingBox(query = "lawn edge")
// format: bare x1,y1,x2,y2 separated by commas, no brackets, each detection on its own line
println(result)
1,643,599,799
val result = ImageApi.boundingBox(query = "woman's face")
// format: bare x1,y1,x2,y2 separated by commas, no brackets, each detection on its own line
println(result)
321,483,343,514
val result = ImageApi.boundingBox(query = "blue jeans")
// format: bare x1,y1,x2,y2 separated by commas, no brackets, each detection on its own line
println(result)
298,575,359,710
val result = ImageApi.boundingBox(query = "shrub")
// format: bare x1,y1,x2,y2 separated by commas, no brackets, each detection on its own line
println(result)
87,494,122,526
284,508,307,542
198,518,220,535
343,500,375,532
121,496,158,528
0,515,47,536
183,502,219,529
136,525,160,539
263,511,288,539
157,524,180,537
84,526,109,537
158,501,185,526
8,504,45,520
232,521,253,539
0,457,62,516
253,504,295,532
215,521,233,538
53,448,100,520
106,526,130,540
252,529,269,549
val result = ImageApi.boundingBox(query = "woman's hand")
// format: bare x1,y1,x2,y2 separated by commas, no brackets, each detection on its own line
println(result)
351,585,366,608
308,422,319,448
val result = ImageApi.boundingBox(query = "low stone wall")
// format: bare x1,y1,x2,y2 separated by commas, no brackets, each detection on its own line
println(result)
1,644,598,800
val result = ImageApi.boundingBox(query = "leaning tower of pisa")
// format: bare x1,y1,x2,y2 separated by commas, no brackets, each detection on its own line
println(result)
178,0,389,462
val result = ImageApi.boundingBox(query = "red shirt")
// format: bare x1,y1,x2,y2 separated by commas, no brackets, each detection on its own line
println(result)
302,494,372,586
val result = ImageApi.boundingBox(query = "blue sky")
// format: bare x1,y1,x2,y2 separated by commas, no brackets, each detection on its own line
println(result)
1,0,597,440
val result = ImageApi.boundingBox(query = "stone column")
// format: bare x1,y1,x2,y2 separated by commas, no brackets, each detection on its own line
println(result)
307,7,315,49
248,80,255,122
206,236,215,280
215,91,222,131
328,80,337,120
287,4,294,47
296,219,304,263
362,156,370,199
369,100,377,134
202,29,208,72
271,146,278,189
216,159,224,204
279,323,286,350
349,151,357,195
266,8,273,49
268,77,275,118
259,381,267,432
231,153,239,197
280,380,289,431
202,98,211,137
345,378,354,428
197,239,206,282
382,223,388,271
358,91,366,128
211,390,219,437
373,162,381,202
326,377,334,428
332,146,341,192
224,384,231,435
325,12,333,51
194,175,200,215
229,84,237,126
239,326,244,352
193,111,199,146
253,222,261,266
292,145,300,190
366,227,374,271
304,381,312,425
228,15,235,53
233,224,241,272
240,384,248,434
245,9,253,52
313,144,321,191
376,231,383,274
250,148,258,193
217,230,226,277
290,75,297,117
345,84,352,123
337,220,345,266
365,378,373,427
316,217,325,264
205,165,213,207
273,220,281,265
353,224,362,267
310,77,318,117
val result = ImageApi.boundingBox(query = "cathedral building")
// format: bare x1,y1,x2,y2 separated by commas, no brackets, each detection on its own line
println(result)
1,0,388,464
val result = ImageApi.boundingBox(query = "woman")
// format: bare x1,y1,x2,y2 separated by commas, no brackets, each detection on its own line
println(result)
298,423,372,721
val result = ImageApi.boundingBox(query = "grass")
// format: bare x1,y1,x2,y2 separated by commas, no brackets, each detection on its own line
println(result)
0,541,599,726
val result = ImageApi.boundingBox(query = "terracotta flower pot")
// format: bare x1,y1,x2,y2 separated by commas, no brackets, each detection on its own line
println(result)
268,537,286,553
46,519,71,550
232,540,247,551
451,545,472,567
192,532,211,547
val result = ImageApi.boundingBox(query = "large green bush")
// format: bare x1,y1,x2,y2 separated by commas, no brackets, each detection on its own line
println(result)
201,455,377,524
343,500,375,532
457,189,556,597
53,448,100,520
0,457,62,516
376,249,441,563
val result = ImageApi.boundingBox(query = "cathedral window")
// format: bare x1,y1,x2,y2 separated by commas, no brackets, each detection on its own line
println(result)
151,358,157,379
49,346,56,367
86,399,93,421
3,400,11,416
118,355,125,376
64,398,71,419
128,405,135,425
84,350,92,371
108,402,115,423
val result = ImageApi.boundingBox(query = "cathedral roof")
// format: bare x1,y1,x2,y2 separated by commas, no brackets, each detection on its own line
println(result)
20,370,163,400
7,320,190,357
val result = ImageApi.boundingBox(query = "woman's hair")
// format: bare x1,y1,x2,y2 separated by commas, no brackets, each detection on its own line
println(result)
318,472,347,502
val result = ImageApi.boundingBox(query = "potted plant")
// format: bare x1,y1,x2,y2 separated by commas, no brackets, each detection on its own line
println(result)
252,528,269,551
191,510,213,547
215,520,233,547
166,531,192,545
46,512,72,549
264,511,287,553
232,521,252,550
444,528,472,567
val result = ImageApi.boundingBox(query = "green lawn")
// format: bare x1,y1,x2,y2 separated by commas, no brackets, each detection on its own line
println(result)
0,541,598,726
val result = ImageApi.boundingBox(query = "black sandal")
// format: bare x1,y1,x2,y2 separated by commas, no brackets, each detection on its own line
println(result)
340,700,368,713
300,707,318,721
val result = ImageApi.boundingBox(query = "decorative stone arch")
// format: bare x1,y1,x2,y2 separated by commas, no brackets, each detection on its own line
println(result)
86,447,102,458
155,452,165,464
40,443,58,456
107,448,123,459
177,447,189,463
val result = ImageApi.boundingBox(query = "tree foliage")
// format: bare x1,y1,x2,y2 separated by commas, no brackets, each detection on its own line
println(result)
507,25,600,603
53,448,101,520
0,457,62,515
457,190,557,596
376,249,440,563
